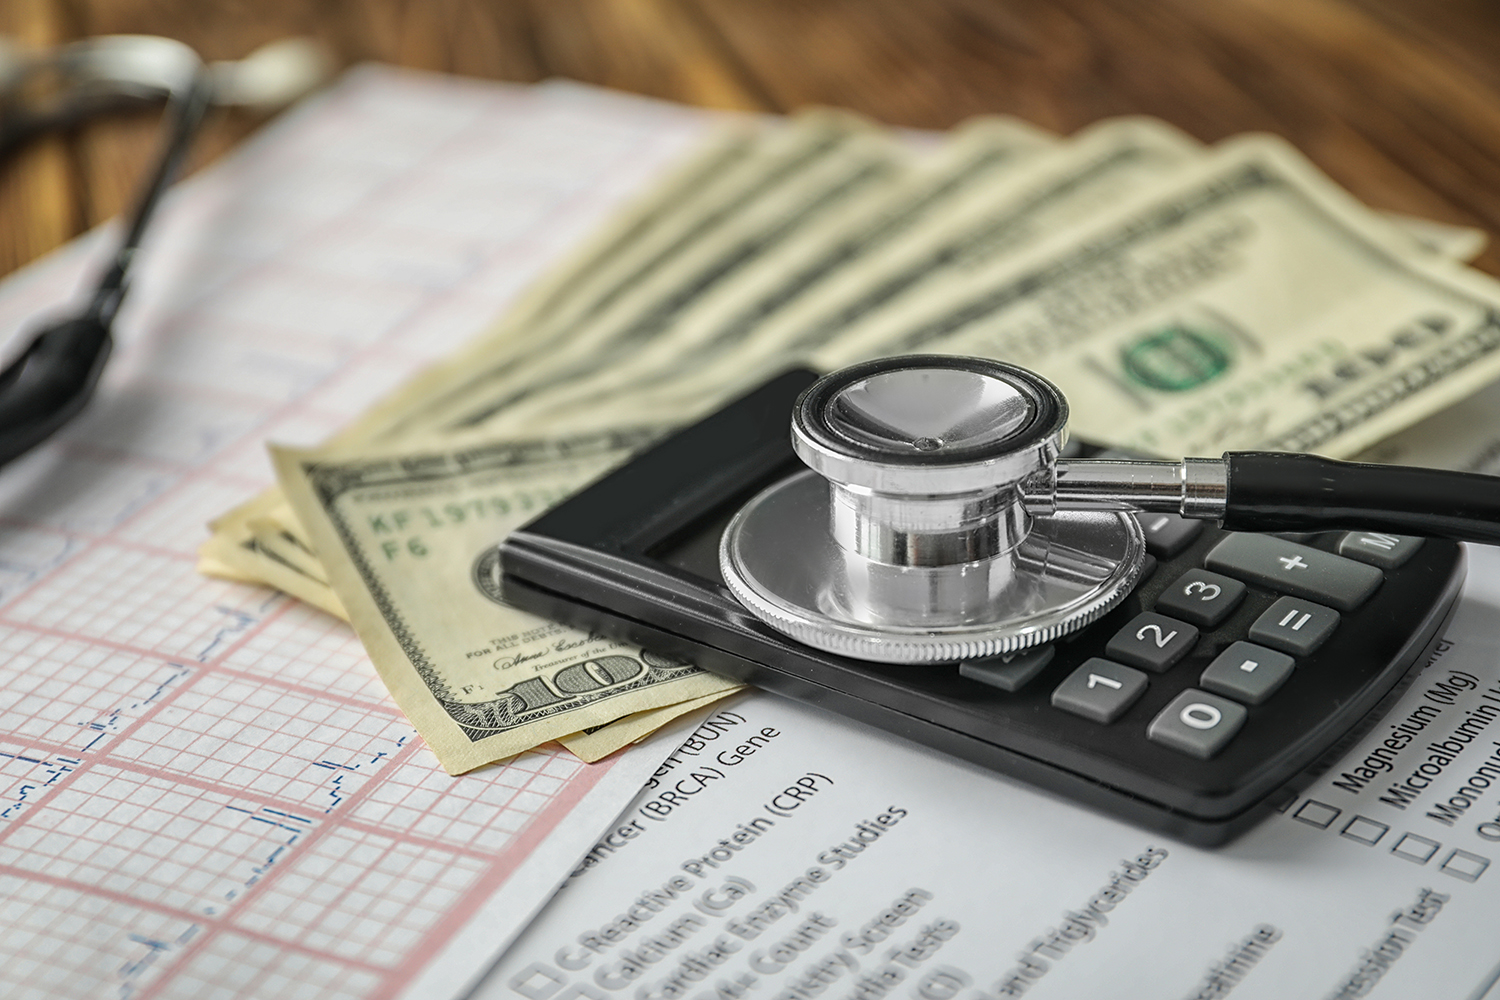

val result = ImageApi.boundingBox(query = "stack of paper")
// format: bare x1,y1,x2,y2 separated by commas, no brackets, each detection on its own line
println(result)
0,67,735,1000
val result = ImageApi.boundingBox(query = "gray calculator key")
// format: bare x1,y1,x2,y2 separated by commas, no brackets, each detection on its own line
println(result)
1148,690,1247,759
1154,569,1246,627
1105,612,1198,673
1200,641,1294,705
1052,658,1148,723
1133,512,1205,558
1249,597,1340,655
960,645,1056,693
1337,531,1422,570
1204,534,1382,610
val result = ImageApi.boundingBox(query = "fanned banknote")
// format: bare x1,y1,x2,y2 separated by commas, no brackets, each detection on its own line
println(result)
202,98,1500,771
273,428,742,774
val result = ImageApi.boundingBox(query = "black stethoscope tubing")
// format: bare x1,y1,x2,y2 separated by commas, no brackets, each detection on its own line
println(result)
0,70,211,469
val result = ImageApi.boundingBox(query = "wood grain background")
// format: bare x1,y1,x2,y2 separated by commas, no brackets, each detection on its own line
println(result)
7,0,1500,278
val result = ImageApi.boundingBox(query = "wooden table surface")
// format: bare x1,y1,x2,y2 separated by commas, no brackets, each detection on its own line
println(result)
7,0,1500,280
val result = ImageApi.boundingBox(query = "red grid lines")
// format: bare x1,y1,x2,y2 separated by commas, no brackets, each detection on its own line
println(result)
0,69,714,1000
149,932,382,1000
231,826,488,965
351,745,585,853
0,765,313,917
108,672,413,812
0,542,281,663
0,628,191,755
213,601,396,707
0,873,199,1000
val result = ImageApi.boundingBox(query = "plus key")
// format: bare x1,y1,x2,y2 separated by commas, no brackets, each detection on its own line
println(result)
1205,534,1383,611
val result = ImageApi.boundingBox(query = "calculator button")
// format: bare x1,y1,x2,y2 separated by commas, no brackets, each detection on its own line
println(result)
1204,534,1382,611
1337,531,1422,570
1148,690,1247,759
1200,641,1294,705
1105,613,1198,673
1154,569,1246,627
1058,561,1154,642
1052,659,1148,723
1248,597,1340,655
960,645,1056,693
1133,512,1205,558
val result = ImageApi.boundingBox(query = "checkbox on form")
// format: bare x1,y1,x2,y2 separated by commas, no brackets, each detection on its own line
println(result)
1293,799,1341,829
1439,849,1490,882
1391,833,1441,864
1340,815,1389,846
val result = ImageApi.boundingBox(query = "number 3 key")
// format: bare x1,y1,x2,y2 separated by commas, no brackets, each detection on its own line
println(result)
1154,569,1246,627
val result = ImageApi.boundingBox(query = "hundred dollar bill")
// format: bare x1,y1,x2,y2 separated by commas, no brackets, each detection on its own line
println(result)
273,428,741,774
339,123,761,441
1382,212,1488,262
500,118,1208,435
213,114,919,596
557,690,741,763
1355,375,1500,473
813,134,1500,459
480,117,1058,434
768,117,1205,361
199,521,348,619
436,149,911,430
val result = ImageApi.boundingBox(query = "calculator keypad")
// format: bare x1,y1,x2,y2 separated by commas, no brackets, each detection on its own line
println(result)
1337,531,1422,570
1134,512,1204,557
960,645,1056,692
1030,527,1422,763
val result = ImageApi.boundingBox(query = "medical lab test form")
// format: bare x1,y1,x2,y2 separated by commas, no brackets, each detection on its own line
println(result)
477,545,1500,999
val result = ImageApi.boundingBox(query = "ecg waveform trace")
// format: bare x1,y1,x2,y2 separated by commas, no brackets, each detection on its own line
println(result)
0,69,712,1000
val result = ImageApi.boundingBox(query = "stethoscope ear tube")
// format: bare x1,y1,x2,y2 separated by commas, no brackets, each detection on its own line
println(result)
1221,451,1500,544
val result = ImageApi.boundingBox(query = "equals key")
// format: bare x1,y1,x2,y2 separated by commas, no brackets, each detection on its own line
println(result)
1249,597,1340,656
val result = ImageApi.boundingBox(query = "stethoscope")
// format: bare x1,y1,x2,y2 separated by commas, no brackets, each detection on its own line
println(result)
719,355,1500,664
0,35,324,468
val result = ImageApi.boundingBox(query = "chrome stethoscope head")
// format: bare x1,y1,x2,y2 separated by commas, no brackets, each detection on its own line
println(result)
721,354,1500,665
720,355,1148,663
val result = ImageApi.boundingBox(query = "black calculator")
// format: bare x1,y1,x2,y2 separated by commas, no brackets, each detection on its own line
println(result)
498,369,1465,845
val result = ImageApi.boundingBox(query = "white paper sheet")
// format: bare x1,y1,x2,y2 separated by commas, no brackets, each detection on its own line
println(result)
0,67,725,1000
474,545,1500,1000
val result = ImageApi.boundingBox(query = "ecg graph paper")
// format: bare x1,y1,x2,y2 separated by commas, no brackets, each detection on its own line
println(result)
0,67,717,1000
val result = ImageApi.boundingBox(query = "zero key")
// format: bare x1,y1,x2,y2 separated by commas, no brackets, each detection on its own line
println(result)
1148,690,1247,759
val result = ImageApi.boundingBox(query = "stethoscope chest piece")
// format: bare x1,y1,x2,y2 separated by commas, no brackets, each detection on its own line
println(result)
720,356,1146,663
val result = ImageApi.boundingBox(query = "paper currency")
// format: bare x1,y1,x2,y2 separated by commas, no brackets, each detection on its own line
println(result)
476,116,1059,433
1354,375,1500,472
494,117,1208,435
203,98,1500,772
558,690,741,762
272,428,741,774
387,112,911,437
812,134,1500,458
